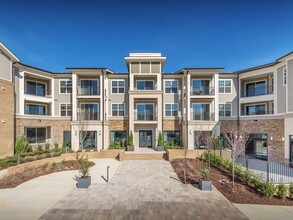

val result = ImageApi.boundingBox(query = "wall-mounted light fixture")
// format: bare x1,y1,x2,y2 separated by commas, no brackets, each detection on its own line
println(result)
189,130,192,135
1,120,5,124
270,136,273,141
99,130,101,135
282,137,285,141
1,87,4,91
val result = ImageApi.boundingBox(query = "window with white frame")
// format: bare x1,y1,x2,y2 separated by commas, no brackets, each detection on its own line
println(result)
283,67,287,86
219,103,232,117
165,80,178,93
60,104,72,116
26,127,47,144
60,80,72,93
165,104,178,116
112,104,125,116
219,79,232,93
112,80,125,93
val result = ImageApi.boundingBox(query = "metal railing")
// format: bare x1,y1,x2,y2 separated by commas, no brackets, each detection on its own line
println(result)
240,85,273,97
24,89,52,98
134,110,157,121
236,156,293,184
191,86,214,95
77,86,100,95
134,84,157,91
190,112,215,121
241,110,274,116
77,112,100,121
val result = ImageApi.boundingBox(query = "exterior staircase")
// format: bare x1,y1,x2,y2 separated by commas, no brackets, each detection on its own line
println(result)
124,151,168,160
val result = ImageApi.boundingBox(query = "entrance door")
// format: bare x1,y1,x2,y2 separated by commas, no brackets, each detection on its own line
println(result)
139,130,152,148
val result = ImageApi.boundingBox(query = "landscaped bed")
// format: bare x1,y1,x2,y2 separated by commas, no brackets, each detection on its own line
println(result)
0,160,94,189
171,158,293,206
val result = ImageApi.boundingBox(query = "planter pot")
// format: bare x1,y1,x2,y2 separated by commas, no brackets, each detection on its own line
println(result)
157,145,165,151
199,179,212,191
77,176,91,188
127,145,134,151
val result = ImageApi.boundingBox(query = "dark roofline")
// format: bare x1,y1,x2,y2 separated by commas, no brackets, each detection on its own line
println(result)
18,63,54,74
276,51,293,61
183,67,225,70
234,61,279,74
66,67,107,70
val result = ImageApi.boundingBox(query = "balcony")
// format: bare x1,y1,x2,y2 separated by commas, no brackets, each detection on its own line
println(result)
134,84,158,91
241,85,273,98
191,86,214,95
190,112,215,121
241,110,274,116
77,112,100,121
77,86,100,96
134,111,157,121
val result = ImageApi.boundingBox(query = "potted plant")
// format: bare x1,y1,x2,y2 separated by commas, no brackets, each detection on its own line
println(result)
77,157,91,188
127,131,134,151
157,131,164,151
199,163,212,191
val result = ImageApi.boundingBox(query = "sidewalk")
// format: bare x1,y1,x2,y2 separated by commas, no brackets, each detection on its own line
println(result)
235,204,293,220
0,158,121,220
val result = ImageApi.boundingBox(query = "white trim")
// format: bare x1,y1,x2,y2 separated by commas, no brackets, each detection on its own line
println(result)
111,103,125,117
25,127,48,145
59,79,72,94
25,79,47,96
164,103,179,117
59,103,72,117
219,102,232,117
243,102,267,115
135,103,155,119
164,79,178,94
25,102,47,115
218,79,232,94
110,79,125,94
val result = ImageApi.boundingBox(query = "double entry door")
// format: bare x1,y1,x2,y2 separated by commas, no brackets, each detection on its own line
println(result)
139,130,152,148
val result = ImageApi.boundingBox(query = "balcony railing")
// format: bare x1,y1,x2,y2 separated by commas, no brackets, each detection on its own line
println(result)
241,85,273,97
134,111,157,121
190,112,215,121
241,110,274,116
191,86,214,95
134,84,157,91
77,86,100,95
24,89,52,98
77,112,100,121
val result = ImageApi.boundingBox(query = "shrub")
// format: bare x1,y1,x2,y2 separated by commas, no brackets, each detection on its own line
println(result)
242,169,255,185
37,145,43,152
51,162,57,168
289,182,293,199
277,181,288,199
260,179,277,198
200,163,210,180
129,131,133,146
45,144,51,151
79,158,91,178
158,131,163,146
234,163,244,178
15,135,32,154
41,162,49,169
54,143,60,152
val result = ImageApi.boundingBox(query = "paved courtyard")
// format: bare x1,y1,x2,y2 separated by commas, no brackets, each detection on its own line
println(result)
40,160,248,220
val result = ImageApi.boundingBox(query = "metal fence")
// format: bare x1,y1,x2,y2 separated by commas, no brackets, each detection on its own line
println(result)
236,156,293,184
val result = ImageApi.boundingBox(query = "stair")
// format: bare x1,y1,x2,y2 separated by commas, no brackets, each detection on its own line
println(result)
124,152,166,160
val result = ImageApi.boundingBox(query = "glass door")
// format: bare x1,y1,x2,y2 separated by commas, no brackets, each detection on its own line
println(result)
139,130,152,148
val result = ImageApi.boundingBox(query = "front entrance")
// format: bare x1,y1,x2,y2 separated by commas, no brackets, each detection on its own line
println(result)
139,130,152,148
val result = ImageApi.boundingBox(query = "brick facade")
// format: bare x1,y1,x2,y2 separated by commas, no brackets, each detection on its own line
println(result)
16,118,71,146
220,119,285,162
108,120,129,143
0,79,14,158
163,119,183,144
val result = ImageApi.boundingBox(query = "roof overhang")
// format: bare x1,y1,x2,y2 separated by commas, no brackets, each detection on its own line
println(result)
0,42,20,62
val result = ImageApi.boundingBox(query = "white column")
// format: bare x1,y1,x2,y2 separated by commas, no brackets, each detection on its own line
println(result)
130,74,134,90
19,71,25,115
100,74,103,121
214,73,219,121
187,74,191,121
273,70,277,114
51,78,55,116
72,73,77,121
157,74,161,90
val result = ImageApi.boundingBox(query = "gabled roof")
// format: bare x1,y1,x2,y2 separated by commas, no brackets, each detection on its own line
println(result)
0,42,20,62
276,51,293,62
16,63,71,75
234,62,279,74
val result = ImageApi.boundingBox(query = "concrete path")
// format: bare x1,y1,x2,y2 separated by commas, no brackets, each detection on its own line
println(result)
40,160,248,220
0,158,121,220
235,204,293,220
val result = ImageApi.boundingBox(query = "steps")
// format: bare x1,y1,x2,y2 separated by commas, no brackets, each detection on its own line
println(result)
124,152,167,160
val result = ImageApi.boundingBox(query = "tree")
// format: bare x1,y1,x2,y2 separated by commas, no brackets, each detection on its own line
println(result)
129,131,133,146
210,133,223,155
158,131,163,146
15,135,31,164
221,122,251,187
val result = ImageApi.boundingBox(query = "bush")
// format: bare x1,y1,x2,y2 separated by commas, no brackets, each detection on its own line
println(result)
289,182,293,199
260,179,277,198
79,157,91,178
164,139,183,149
37,145,43,152
200,163,210,180
234,163,244,178
129,131,133,146
54,143,60,152
15,135,32,154
45,144,51,151
158,131,163,146
277,181,288,199
242,169,255,185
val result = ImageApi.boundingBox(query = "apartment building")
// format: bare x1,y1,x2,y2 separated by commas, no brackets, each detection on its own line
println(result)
0,42,292,162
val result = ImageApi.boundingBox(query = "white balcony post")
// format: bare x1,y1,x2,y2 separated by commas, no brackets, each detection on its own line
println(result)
72,73,77,121
51,78,54,116
19,71,25,115
214,73,219,121
100,74,103,121
273,69,277,114
157,74,161,90
187,74,191,121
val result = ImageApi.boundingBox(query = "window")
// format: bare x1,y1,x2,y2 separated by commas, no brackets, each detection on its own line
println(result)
63,131,71,147
110,131,127,145
220,133,233,148
194,131,212,149
26,127,46,144
245,104,266,115
60,104,72,116
136,81,154,90
283,67,287,86
246,133,268,160
165,104,178,117
271,75,274,92
245,81,266,97
192,80,211,95
219,79,232,93
26,104,46,115
112,80,125,93
26,81,46,96
79,131,97,150
164,131,180,145
136,104,155,120
60,80,72,93
112,104,125,116
219,103,232,117
165,80,178,93
80,80,99,95
192,103,210,120
80,103,99,120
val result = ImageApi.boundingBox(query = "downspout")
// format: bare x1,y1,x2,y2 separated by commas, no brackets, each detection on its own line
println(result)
102,70,105,149
237,73,240,132
186,70,189,148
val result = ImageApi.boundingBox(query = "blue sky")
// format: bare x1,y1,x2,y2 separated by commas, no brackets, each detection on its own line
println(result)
0,0,293,73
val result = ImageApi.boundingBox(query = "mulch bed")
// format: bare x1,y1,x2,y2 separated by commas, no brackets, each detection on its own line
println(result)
0,160,82,189
171,158,293,206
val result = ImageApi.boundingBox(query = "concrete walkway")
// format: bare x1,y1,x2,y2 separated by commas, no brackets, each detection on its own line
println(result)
0,158,121,220
40,160,248,220
235,204,293,220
